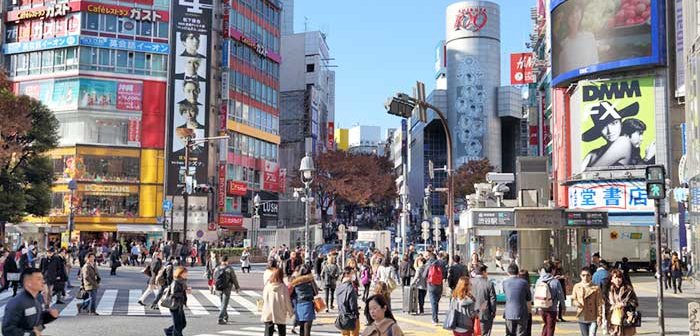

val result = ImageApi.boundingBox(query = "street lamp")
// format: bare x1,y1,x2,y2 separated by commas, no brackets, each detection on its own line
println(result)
182,135,228,244
253,193,261,248
298,152,315,263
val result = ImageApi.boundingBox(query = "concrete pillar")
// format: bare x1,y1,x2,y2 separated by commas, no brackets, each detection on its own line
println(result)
518,230,550,272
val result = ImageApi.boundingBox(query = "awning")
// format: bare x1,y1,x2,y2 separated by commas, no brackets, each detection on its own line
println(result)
117,224,162,233
75,224,117,232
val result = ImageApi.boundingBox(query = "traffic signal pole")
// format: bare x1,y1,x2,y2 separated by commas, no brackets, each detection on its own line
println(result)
655,198,666,335
183,136,191,244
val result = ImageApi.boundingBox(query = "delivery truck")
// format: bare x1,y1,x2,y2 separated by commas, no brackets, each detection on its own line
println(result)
598,226,654,272
354,230,392,252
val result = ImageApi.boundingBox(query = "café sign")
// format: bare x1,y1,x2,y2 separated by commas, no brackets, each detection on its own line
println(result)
14,3,71,21
85,4,164,22
240,35,267,57
226,180,247,196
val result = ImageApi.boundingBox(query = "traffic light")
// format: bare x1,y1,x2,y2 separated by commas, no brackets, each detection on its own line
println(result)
645,165,666,200
194,184,214,194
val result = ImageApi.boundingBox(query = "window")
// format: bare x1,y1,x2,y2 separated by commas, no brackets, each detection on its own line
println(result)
157,22,169,38
306,64,315,73
140,21,153,37
29,52,41,75
41,50,53,71
86,13,99,30
104,15,117,32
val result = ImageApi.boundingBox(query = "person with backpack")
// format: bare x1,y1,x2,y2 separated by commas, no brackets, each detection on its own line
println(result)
503,263,531,336
447,255,468,295
321,255,340,311
336,267,360,336
534,262,566,336
138,251,163,306
422,252,444,325
214,256,241,325
360,259,373,302
151,257,176,310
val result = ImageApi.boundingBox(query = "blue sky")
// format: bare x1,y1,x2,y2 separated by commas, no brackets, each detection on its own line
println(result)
291,0,534,131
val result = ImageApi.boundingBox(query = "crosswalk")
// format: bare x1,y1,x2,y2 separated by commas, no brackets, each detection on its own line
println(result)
195,326,339,336
0,288,265,318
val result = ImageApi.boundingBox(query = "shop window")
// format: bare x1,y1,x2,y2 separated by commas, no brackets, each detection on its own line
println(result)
29,52,41,75
66,48,78,69
157,22,169,39
77,193,139,217
115,50,128,73
52,155,74,182
140,21,153,37
81,155,140,183
41,50,53,72
50,192,69,216
95,119,128,145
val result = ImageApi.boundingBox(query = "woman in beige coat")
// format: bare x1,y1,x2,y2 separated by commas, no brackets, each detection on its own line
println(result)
261,267,293,336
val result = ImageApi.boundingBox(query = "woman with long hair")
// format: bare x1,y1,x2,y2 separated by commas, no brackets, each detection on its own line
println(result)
609,269,638,336
361,294,404,336
205,251,218,294
165,266,189,336
375,257,399,292
360,259,373,302
411,257,428,315
290,264,319,336
449,276,477,336
261,267,293,336
321,254,340,311
671,253,684,294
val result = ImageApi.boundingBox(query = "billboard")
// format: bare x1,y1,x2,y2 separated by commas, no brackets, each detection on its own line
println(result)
569,180,654,213
570,77,656,174
510,53,535,85
551,0,664,87
19,78,142,112
166,0,213,196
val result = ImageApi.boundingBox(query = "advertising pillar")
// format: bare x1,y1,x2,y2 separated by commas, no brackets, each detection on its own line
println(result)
445,1,501,168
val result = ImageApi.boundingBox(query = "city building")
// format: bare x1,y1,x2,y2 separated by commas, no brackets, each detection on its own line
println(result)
334,127,349,151
683,0,699,273
347,125,384,155
214,0,283,243
5,0,171,245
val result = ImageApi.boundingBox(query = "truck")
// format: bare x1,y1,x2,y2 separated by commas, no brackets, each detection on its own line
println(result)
598,226,654,272
354,230,392,253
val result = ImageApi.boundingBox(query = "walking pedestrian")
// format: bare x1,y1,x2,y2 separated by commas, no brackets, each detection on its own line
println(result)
360,259,373,302
59,248,73,289
39,247,67,308
78,253,100,315
608,269,638,336
535,262,566,336
241,248,251,273
261,267,293,336
206,251,219,294
495,247,505,271
336,267,360,336
375,257,399,291
314,253,325,280
447,255,468,294
1,268,59,336
503,263,532,336
411,256,428,315
130,243,140,267
214,256,241,325
467,253,482,277
321,255,340,311
290,264,318,336
671,252,683,294
518,270,533,336
361,294,404,336
151,257,176,310
471,264,497,336
592,260,611,334
423,252,444,325
447,276,478,336
164,266,189,336
138,251,163,306
398,256,412,287
1,250,19,296
553,259,567,322
661,252,671,290
572,267,603,336
109,245,120,276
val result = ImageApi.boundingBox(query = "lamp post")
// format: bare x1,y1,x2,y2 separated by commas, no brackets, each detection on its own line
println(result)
298,152,315,264
253,193,261,248
181,135,228,244
67,179,77,247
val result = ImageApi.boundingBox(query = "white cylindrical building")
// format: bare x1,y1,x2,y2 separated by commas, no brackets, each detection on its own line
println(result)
446,1,501,168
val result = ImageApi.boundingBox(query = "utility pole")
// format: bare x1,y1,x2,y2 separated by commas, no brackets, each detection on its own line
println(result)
182,136,192,244
646,165,667,335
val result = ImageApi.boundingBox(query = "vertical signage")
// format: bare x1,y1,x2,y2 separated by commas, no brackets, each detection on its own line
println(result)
218,163,225,211
510,53,535,85
166,0,213,195
327,122,334,150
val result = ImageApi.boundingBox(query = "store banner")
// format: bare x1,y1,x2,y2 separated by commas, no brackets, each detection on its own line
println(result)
79,79,117,110
117,82,143,111
219,214,243,227
218,164,225,211
263,161,279,192
510,53,535,85
127,118,141,144
166,0,213,196
328,122,334,150
227,180,247,196
570,77,656,174
569,180,654,213
279,168,287,193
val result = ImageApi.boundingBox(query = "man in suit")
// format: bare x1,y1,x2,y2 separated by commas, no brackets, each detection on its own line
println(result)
502,263,531,336
470,264,497,336
175,57,205,81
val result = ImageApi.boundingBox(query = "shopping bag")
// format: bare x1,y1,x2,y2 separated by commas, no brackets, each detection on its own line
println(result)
313,297,326,312
474,316,482,336
610,307,623,326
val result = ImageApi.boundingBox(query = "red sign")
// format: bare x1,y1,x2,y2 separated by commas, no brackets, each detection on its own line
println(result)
218,164,226,211
128,118,141,143
227,180,247,196
529,126,539,146
219,214,243,227
453,8,488,32
263,161,279,192
117,82,143,111
6,2,79,22
510,53,535,85
327,122,335,150
207,222,217,231
279,168,287,193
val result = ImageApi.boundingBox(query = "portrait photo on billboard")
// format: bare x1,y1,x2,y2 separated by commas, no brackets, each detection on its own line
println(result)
573,77,656,173
551,0,661,85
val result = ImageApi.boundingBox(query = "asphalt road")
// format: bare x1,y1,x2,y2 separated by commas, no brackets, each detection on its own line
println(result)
2,263,695,336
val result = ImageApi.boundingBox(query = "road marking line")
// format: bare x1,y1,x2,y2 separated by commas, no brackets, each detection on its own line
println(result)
96,289,118,316
231,293,260,315
187,293,209,315
198,290,240,315
59,298,79,317
218,331,261,336
0,291,14,303
242,326,338,336
128,289,145,316
242,290,261,297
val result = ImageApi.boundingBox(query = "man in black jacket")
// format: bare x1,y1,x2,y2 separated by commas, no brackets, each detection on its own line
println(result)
470,264,497,336
214,256,241,324
447,255,468,291
40,248,67,308
2,268,58,336
138,251,163,306
335,267,360,334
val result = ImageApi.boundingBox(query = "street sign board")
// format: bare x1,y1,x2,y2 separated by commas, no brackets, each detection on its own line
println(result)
422,232,430,240
433,216,441,227
162,199,173,212
514,208,564,229
471,210,515,227
422,221,431,230
564,211,608,228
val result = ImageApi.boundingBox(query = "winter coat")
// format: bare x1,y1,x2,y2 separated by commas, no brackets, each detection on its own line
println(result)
572,281,603,322
470,275,497,321
336,280,359,329
261,282,293,324
671,258,684,278
609,284,638,336
40,255,66,285
398,261,412,279
170,279,188,310
205,257,218,280
290,274,317,322
447,263,468,289
375,265,398,285
451,296,477,332
241,251,251,268
148,258,163,285
81,263,100,291
411,264,427,290
321,263,340,288
360,318,404,336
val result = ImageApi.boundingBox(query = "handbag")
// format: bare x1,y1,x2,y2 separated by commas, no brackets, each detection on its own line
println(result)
442,306,458,330
77,287,90,300
610,307,623,326
313,297,326,312
473,316,482,336
160,283,181,310
623,307,642,327
386,277,398,292
335,314,357,331
256,299,263,312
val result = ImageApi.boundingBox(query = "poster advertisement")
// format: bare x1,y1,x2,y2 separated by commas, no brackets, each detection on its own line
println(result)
117,82,143,111
166,0,213,195
510,52,535,85
19,78,142,112
571,77,656,174
79,79,117,110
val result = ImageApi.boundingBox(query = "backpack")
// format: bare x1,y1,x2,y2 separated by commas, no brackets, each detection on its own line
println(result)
155,264,170,287
215,266,231,291
533,279,553,309
427,263,443,286
360,268,371,286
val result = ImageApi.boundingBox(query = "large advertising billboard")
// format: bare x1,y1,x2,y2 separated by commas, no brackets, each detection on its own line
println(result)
19,78,142,112
569,180,654,213
551,0,664,87
570,77,656,174
166,0,213,195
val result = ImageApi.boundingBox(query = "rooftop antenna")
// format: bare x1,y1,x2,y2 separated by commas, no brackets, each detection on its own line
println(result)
304,17,309,32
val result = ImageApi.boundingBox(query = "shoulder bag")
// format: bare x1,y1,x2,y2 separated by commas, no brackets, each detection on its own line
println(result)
622,305,642,328
160,282,181,310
